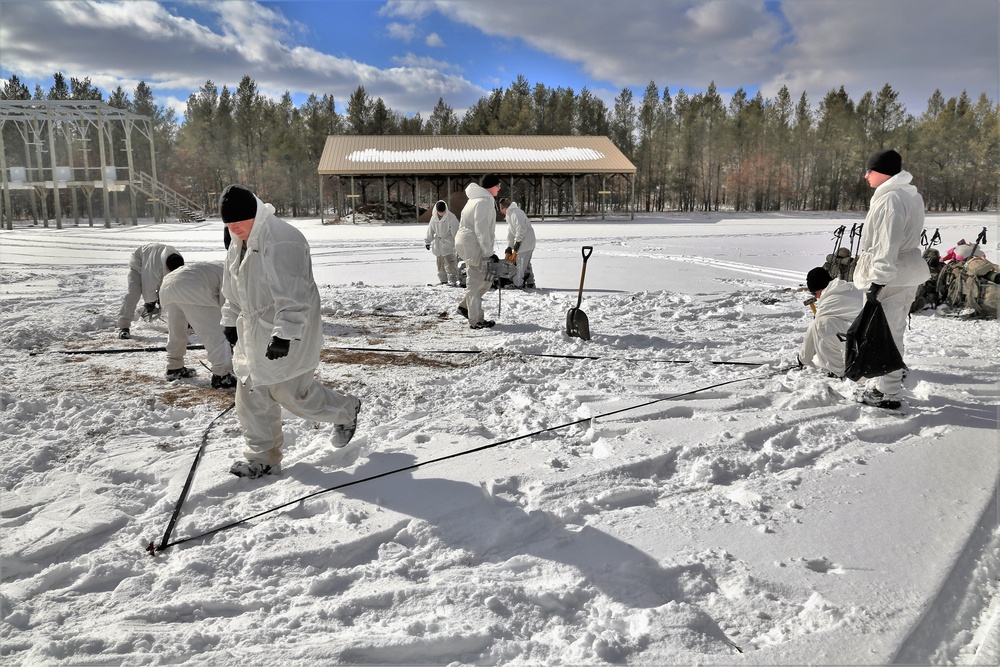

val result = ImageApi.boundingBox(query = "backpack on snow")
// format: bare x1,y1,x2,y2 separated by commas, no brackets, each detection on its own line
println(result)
910,247,943,313
935,256,1000,318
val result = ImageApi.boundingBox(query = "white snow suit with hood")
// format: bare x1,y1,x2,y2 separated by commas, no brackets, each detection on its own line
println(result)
221,196,357,466
504,201,536,287
117,243,177,328
455,183,497,325
159,261,233,377
798,277,863,378
425,199,461,285
853,170,930,395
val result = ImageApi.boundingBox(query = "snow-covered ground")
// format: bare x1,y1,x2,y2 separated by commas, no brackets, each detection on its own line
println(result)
1,210,998,665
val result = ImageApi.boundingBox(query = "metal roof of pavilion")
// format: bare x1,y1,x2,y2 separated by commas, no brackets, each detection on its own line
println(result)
318,135,635,176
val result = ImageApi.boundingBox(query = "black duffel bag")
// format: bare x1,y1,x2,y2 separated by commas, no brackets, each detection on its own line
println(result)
838,299,905,382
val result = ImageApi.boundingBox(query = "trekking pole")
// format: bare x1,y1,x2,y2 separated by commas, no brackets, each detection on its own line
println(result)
832,225,846,254
930,229,942,246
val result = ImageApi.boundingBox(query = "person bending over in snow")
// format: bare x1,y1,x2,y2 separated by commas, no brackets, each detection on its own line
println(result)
798,267,863,378
499,197,536,289
158,255,237,388
425,200,462,287
219,184,362,479
116,243,179,339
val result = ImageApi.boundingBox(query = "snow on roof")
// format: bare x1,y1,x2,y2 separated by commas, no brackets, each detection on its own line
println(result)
347,147,605,163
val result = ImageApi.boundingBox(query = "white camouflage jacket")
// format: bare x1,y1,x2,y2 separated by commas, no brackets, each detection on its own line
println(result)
129,243,177,304
424,200,459,256
220,197,323,386
853,171,931,289
455,183,496,263
504,202,536,253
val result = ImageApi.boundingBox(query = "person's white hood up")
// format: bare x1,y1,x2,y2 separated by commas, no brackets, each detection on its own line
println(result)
853,171,931,289
455,183,496,263
220,196,323,385
425,200,459,257
504,201,536,253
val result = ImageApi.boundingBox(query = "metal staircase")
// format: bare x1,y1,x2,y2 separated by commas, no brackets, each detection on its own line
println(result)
134,171,207,222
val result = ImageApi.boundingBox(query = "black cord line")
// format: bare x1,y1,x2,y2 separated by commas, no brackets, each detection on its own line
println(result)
150,402,235,555
330,346,765,366
152,366,791,554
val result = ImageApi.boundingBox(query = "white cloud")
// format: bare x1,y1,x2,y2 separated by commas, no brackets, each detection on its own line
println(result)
392,53,461,73
0,1,486,118
426,33,445,48
429,0,998,112
386,21,417,42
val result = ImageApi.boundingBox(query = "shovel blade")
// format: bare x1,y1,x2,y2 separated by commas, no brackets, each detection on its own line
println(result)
566,308,591,340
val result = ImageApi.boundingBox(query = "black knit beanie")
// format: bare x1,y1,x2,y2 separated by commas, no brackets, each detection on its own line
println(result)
481,174,500,189
219,184,257,223
436,201,447,212
806,267,833,293
865,149,902,177
165,253,185,272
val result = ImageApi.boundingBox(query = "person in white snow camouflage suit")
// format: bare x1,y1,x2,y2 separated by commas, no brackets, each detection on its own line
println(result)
798,267,863,378
425,200,462,287
499,198,536,288
219,184,362,479
116,243,179,339
853,149,930,409
455,175,501,329
158,256,237,388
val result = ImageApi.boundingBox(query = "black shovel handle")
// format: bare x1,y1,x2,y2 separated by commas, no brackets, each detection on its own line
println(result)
576,246,593,309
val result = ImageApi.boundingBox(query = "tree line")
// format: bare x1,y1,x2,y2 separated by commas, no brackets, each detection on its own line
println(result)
2,72,997,218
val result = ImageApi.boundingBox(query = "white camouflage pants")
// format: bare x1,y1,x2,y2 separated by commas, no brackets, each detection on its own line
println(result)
236,370,358,466
164,303,233,376
866,284,918,396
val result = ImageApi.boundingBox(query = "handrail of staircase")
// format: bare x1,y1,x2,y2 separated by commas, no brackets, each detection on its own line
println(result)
136,170,205,217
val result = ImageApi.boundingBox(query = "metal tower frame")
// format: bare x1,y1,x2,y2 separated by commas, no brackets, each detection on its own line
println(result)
0,100,161,230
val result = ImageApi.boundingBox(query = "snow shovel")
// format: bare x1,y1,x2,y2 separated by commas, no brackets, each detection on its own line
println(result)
566,246,594,340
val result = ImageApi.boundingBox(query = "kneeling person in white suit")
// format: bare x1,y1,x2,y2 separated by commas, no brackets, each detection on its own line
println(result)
798,267,863,378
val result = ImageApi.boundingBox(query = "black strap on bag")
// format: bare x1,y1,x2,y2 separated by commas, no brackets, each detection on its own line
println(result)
837,298,905,382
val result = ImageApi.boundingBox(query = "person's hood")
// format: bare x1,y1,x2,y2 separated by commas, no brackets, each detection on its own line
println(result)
873,170,919,199
246,194,274,245
465,183,493,200
433,199,451,217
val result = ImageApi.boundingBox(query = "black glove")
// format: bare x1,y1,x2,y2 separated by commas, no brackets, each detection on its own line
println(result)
513,241,521,252
504,247,513,255
867,283,884,301
425,244,431,250
265,336,290,360
223,326,238,346
489,254,499,263
143,302,157,314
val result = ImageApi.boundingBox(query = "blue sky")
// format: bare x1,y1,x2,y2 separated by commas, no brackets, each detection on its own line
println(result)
1,0,997,124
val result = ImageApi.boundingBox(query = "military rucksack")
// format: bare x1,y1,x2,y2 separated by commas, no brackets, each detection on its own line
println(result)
935,256,1000,318
910,247,943,312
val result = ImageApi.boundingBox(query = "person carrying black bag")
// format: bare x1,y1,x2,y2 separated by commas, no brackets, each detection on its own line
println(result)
852,149,930,409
